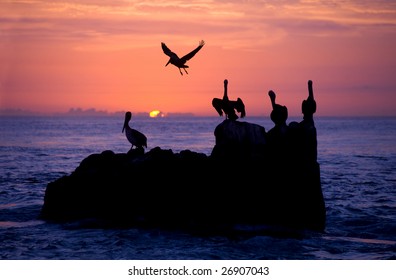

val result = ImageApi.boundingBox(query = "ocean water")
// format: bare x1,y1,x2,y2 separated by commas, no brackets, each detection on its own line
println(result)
0,115,395,260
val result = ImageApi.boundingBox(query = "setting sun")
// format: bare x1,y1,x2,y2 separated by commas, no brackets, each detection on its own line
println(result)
149,110,164,118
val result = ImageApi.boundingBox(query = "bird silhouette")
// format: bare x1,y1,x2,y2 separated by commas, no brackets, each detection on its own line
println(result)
122,111,147,152
212,79,246,121
302,80,316,119
268,90,288,128
161,40,205,75
268,90,288,137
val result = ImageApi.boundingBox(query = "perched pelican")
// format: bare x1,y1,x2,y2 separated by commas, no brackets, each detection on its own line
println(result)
268,90,288,127
302,80,316,119
122,112,147,151
299,80,318,162
266,90,289,153
212,79,246,121
161,40,205,75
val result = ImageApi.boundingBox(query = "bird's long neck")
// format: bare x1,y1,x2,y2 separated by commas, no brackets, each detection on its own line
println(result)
270,96,276,109
123,115,131,133
223,81,229,101
308,80,314,100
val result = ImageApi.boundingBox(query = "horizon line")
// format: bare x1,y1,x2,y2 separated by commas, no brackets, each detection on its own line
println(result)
1,107,396,118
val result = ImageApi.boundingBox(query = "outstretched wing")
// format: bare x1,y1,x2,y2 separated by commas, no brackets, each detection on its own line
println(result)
181,40,205,61
161,42,178,58
212,98,223,116
235,98,246,118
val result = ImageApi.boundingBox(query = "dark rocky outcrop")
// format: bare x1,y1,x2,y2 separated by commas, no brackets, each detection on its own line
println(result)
40,119,326,234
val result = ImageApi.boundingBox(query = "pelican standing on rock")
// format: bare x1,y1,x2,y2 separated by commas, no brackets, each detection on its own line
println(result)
122,111,147,152
161,40,205,75
302,80,316,120
268,90,288,127
212,79,246,121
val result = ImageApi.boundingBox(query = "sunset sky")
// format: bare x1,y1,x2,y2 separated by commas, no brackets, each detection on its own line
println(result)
1,0,395,117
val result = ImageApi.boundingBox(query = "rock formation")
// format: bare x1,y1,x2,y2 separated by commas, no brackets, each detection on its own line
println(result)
40,119,326,234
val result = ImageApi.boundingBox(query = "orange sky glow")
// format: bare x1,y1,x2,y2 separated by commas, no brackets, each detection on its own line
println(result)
1,0,395,117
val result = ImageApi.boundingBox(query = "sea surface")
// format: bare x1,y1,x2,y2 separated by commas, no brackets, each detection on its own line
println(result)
0,115,395,260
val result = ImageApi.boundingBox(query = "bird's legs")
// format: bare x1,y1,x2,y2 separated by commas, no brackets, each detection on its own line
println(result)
178,68,188,75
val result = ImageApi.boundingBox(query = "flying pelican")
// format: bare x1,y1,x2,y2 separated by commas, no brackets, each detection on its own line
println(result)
161,40,205,75
212,79,246,121
122,111,147,152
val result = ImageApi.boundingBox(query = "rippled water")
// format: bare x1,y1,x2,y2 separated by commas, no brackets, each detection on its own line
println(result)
0,115,395,259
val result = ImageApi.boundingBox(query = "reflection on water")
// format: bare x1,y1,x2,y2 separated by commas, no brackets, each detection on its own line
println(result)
323,236,396,245
0,220,45,228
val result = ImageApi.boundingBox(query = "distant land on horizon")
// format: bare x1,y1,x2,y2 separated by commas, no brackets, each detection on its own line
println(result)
0,107,196,118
